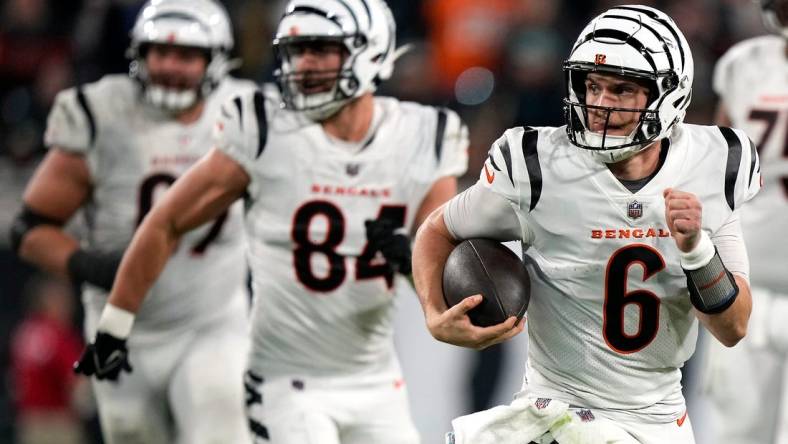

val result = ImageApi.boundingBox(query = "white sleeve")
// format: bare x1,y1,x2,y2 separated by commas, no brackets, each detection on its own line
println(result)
44,87,95,153
731,128,762,209
711,210,749,283
212,89,270,200
443,182,523,242
213,90,267,173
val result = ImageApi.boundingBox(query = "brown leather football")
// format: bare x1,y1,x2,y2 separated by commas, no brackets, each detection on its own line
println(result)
442,239,530,327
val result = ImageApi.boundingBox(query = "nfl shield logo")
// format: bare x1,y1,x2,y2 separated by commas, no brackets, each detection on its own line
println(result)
627,200,643,219
535,398,551,410
346,163,360,176
576,409,596,422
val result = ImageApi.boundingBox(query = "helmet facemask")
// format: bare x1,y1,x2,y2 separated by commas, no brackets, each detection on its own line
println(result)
274,36,362,121
130,44,222,113
272,0,403,122
563,63,681,163
128,0,235,114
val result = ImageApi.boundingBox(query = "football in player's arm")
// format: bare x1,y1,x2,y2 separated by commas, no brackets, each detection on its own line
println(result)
413,5,759,444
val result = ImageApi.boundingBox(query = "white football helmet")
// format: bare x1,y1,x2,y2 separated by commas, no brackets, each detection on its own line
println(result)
273,0,404,121
128,0,234,113
563,5,694,163
761,0,788,38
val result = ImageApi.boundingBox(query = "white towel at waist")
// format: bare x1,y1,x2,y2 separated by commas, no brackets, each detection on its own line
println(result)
450,396,628,444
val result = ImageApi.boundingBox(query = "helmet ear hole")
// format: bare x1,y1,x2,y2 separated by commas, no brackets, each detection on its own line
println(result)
645,122,660,137
347,77,359,91
661,74,677,90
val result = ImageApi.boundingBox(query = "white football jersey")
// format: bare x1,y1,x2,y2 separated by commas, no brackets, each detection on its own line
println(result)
44,74,256,343
713,35,788,292
214,86,468,378
481,124,760,422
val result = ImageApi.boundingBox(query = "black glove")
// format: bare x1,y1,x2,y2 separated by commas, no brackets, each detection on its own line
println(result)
67,249,123,291
364,219,412,275
74,331,132,381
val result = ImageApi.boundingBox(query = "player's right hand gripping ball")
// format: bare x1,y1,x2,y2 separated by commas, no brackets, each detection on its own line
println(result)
74,332,132,381
442,239,530,327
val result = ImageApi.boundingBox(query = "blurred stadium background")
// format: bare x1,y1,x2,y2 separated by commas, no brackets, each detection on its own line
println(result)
0,0,770,443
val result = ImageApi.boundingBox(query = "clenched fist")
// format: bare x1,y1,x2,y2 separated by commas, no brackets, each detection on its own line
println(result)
663,188,702,253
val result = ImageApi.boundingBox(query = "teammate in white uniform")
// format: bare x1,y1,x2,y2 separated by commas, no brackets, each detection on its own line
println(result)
697,1,788,443
10,1,253,443
72,1,469,443
412,6,761,444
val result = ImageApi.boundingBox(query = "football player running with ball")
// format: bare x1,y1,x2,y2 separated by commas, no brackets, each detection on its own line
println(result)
10,1,254,443
413,5,760,444
73,0,468,443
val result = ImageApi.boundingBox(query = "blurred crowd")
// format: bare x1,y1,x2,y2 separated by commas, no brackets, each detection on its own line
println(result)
0,0,771,442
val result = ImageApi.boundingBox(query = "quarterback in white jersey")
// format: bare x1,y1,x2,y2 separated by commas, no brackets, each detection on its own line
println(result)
414,6,760,444
79,1,468,443
697,1,788,443
11,1,253,443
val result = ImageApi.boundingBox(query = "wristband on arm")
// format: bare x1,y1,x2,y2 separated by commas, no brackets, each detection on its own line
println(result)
97,303,136,339
680,231,739,314
9,206,65,254
67,249,123,291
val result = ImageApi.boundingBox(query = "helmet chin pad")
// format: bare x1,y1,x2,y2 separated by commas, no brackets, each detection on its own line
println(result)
564,98,663,163
302,91,351,121
583,132,651,163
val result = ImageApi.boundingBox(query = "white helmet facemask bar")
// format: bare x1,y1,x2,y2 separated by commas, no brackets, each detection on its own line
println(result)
273,34,364,121
563,61,678,149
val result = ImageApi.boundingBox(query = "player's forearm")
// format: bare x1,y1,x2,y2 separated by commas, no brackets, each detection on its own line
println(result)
18,227,79,279
412,208,457,318
697,276,751,347
412,176,457,233
107,210,179,313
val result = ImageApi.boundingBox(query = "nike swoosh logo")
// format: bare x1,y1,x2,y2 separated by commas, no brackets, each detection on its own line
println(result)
484,164,495,184
676,410,688,427
96,350,126,378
